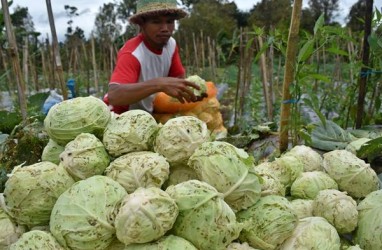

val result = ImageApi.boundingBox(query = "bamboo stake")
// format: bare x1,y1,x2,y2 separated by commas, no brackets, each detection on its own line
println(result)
356,0,373,128
91,34,100,94
258,36,271,121
22,36,29,93
46,0,68,100
1,0,28,121
279,0,303,153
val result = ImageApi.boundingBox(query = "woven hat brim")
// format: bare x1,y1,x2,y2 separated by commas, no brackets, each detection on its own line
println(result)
129,9,188,24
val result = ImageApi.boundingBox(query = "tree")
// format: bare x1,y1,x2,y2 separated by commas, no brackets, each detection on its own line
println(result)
176,0,237,64
308,0,340,25
248,0,292,32
347,0,366,32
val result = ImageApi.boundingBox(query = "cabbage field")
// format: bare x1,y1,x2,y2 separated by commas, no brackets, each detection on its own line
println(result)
0,96,381,250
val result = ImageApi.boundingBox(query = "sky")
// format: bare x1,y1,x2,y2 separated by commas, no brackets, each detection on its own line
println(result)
8,0,382,42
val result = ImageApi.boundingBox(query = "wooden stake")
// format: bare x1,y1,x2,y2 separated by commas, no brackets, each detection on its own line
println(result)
279,0,303,152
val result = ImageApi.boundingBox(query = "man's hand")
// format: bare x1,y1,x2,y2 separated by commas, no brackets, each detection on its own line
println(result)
158,77,201,103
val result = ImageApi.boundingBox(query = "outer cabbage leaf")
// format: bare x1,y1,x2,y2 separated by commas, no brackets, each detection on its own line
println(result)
41,139,65,165
115,187,178,245
123,235,197,250
188,141,262,211
105,151,170,193
50,176,127,250
4,162,75,228
44,96,110,146
237,195,298,250
290,171,338,199
9,230,64,250
60,133,110,180
313,189,358,234
323,150,380,198
279,217,341,250
166,180,242,250
355,190,382,250
103,110,159,157
154,116,210,165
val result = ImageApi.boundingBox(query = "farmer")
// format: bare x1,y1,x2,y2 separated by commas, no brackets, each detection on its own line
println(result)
104,0,201,114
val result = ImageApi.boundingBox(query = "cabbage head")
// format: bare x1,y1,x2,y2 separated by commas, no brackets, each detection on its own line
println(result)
60,133,110,180
162,164,199,189
186,75,207,97
115,187,178,245
41,139,65,165
154,116,210,165
227,242,258,250
237,195,298,250
103,110,159,157
313,189,358,234
166,180,242,250
4,162,75,228
289,199,314,219
0,206,25,248
105,151,169,193
50,175,127,250
284,145,323,171
355,190,382,250
44,96,111,146
9,230,64,250
290,171,338,199
253,162,286,197
269,154,304,188
279,217,341,250
188,141,262,211
124,235,197,250
323,150,380,198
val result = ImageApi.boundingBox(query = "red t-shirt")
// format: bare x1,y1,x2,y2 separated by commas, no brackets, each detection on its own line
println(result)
104,34,185,114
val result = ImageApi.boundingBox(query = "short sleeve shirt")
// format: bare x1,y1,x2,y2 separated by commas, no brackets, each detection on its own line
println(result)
104,33,185,114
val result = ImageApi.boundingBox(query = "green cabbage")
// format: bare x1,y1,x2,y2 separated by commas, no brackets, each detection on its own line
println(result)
44,96,111,146
166,180,242,250
0,206,25,248
227,242,259,249
9,230,64,250
323,150,380,198
154,116,210,165
123,235,197,249
284,145,323,171
50,176,127,250
4,162,75,228
253,162,286,197
186,75,207,97
237,195,298,250
188,141,262,211
162,164,199,189
290,171,338,199
41,139,65,165
115,187,178,245
279,217,341,250
269,154,304,188
103,110,159,157
313,189,358,234
355,190,382,250
289,199,314,219
105,151,170,193
60,133,110,181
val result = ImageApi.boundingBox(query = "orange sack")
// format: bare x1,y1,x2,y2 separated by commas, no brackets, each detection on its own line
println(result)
153,81,218,114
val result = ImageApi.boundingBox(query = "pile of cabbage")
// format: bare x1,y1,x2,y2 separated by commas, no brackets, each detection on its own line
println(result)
0,96,381,250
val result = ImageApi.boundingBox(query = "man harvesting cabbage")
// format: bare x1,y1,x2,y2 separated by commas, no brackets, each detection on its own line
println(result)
104,0,205,114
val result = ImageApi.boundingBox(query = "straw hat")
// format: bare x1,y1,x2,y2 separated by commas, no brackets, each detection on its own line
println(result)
129,0,188,24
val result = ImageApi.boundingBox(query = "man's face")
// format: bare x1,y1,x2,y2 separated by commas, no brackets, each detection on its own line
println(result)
141,15,176,49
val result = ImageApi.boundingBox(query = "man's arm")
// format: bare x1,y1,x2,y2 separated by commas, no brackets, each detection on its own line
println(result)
107,77,200,106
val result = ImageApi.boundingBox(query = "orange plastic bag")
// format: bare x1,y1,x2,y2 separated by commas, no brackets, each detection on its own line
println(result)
153,81,217,113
